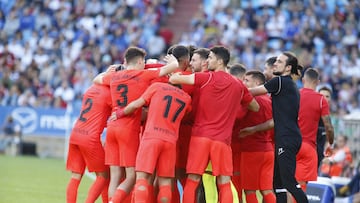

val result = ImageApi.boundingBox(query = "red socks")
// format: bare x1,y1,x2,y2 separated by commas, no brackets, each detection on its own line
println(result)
66,178,81,203
182,178,199,203
86,176,109,203
134,178,149,203
263,192,276,203
218,182,233,203
101,179,110,203
112,189,128,203
245,193,258,203
158,185,172,203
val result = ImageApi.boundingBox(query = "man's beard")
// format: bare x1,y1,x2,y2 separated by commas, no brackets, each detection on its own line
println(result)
273,71,282,76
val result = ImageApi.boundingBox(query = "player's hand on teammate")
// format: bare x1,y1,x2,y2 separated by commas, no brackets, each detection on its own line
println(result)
164,54,179,67
109,109,125,121
106,64,121,72
239,127,255,138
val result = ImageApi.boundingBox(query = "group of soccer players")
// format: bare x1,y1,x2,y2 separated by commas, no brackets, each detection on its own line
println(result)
65,44,335,203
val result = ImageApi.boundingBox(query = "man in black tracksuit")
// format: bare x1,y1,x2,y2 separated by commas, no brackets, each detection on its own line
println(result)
249,52,308,203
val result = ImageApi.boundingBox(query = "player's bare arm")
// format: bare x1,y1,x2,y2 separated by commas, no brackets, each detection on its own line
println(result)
322,115,335,156
159,54,180,77
322,115,334,145
239,119,274,138
109,98,146,121
169,72,195,85
249,85,268,96
93,64,119,84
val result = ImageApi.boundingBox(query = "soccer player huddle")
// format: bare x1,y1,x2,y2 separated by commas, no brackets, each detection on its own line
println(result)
65,45,335,203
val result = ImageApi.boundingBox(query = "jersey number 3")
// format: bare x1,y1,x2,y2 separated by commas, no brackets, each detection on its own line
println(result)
117,84,128,107
163,95,185,123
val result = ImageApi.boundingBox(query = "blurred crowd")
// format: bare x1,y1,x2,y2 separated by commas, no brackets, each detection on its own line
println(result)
0,0,359,118
180,0,360,117
0,0,174,109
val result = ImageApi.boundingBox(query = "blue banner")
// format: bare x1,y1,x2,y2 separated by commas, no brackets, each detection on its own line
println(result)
0,106,80,137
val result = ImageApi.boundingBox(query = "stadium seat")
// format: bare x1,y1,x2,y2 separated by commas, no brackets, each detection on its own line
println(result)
306,177,336,203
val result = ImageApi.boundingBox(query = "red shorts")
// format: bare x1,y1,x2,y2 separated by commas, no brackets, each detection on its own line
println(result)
176,124,192,169
66,142,108,173
240,151,274,190
295,142,317,181
105,125,140,167
186,136,233,176
136,138,176,177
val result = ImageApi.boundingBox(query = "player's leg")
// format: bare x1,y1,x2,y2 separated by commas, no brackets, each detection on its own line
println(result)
133,171,152,202
158,177,173,203
108,166,123,198
112,126,141,202
104,125,122,199
66,144,85,203
156,140,177,203
295,143,318,193
112,167,136,202
259,151,276,203
82,143,110,203
183,174,202,203
86,171,109,203
211,140,234,203
67,172,83,203
216,175,233,203
133,139,164,203
183,136,211,203
244,190,258,203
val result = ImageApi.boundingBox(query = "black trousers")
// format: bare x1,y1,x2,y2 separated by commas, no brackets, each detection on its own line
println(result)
273,137,309,203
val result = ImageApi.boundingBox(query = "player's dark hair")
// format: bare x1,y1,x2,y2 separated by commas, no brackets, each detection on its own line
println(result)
124,47,146,64
265,56,277,66
283,51,301,76
210,46,230,66
115,64,125,71
304,68,319,81
318,85,333,94
187,45,197,60
172,45,189,61
245,70,266,84
193,48,210,60
229,63,246,77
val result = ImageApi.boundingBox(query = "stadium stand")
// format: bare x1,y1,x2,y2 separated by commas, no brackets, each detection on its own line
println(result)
0,0,359,168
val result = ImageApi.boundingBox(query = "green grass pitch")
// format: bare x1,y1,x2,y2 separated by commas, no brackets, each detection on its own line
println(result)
0,155,102,203
0,154,265,202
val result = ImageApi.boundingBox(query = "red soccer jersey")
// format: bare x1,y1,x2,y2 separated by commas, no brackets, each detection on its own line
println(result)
298,88,330,148
103,69,160,129
238,95,274,152
192,71,253,145
178,70,195,125
231,104,249,154
70,84,112,146
141,83,192,143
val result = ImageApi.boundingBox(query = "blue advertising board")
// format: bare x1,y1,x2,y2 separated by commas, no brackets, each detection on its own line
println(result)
0,106,80,137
